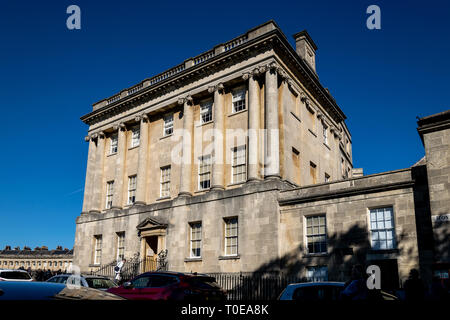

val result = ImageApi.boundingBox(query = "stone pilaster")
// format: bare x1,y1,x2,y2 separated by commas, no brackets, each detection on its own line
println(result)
112,123,127,209
90,131,105,213
178,95,194,197
264,63,280,179
82,135,97,213
245,71,261,182
209,83,225,190
135,114,149,205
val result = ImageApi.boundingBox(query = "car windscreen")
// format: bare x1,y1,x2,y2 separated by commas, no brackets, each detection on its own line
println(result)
85,278,116,289
293,285,343,301
185,276,221,289
0,271,31,280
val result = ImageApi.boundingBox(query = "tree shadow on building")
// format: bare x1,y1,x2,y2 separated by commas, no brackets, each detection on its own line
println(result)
224,223,414,300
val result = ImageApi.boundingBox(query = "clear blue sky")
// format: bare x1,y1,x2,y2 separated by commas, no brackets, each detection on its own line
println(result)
0,0,448,250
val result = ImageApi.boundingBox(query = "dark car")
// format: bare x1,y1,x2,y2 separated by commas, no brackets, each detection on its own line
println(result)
107,271,226,301
0,281,124,300
278,282,398,301
47,274,117,291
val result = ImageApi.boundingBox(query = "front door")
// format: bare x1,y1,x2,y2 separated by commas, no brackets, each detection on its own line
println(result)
144,236,158,272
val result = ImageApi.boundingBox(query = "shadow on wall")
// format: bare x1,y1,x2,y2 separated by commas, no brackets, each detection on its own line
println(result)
228,222,417,299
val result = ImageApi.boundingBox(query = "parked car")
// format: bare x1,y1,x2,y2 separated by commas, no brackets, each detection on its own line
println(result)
46,274,117,291
0,269,33,282
0,281,124,300
107,271,226,301
278,282,398,301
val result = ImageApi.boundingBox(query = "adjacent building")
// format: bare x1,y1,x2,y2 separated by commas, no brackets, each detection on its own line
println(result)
74,20,449,290
0,246,73,272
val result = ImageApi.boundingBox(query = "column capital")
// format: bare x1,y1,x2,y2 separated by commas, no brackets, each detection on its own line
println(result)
208,82,224,93
113,122,126,131
91,131,105,140
317,112,323,120
266,61,278,72
242,72,252,81
178,95,193,106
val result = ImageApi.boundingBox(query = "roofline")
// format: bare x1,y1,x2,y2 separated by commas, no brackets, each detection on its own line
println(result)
80,20,347,125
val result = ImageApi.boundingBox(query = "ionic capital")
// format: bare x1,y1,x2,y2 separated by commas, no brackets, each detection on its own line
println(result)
242,72,251,81
208,82,224,93
178,95,193,106
113,122,126,131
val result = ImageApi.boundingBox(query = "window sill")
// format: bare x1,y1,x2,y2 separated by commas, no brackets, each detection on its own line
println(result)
128,145,140,151
194,189,210,194
219,254,240,260
308,129,317,138
196,120,214,127
290,111,301,123
184,257,202,262
227,182,245,187
107,153,117,157
160,134,173,140
368,249,399,254
323,143,331,151
156,196,171,201
303,253,329,258
228,109,247,117
89,264,101,268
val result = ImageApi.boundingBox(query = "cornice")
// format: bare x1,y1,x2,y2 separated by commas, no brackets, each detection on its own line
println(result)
80,25,347,127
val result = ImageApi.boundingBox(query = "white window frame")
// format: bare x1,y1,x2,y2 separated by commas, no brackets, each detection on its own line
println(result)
232,145,247,184
368,206,396,250
160,166,171,198
110,134,118,155
200,100,213,124
224,217,238,256
304,215,327,254
323,123,328,145
127,175,137,205
189,222,202,258
93,235,102,265
232,88,246,113
106,181,114,209
131,126,140,148
116,232,125,261
198,155,212,190
163,113,174,136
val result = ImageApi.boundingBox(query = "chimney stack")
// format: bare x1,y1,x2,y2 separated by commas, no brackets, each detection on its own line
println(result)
293,30,318,72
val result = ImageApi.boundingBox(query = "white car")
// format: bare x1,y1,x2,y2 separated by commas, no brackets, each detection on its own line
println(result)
0,269,33,282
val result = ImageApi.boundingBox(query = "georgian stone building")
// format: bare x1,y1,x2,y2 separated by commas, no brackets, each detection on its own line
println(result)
74,20,448,290
0,246,73,271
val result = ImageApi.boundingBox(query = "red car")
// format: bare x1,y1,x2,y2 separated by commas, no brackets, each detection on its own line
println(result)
107,271,226,301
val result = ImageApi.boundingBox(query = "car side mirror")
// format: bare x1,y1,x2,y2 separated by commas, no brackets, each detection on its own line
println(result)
123,282,133,289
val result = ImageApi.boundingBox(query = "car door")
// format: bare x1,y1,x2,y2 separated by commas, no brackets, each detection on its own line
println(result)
119,275,152,300
139,275,179,300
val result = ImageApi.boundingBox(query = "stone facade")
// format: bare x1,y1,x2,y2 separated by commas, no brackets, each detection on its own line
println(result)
73,20,449,290
75,21,352,274
0,246,73,271
417,111,450,274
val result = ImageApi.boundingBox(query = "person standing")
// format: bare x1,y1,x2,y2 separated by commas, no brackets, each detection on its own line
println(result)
404,269,425,301
114,258,126,284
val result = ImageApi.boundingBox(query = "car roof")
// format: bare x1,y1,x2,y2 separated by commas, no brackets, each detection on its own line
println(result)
0,281,66,300
0,269,29,273
286,282,345,288
137,271,213,278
